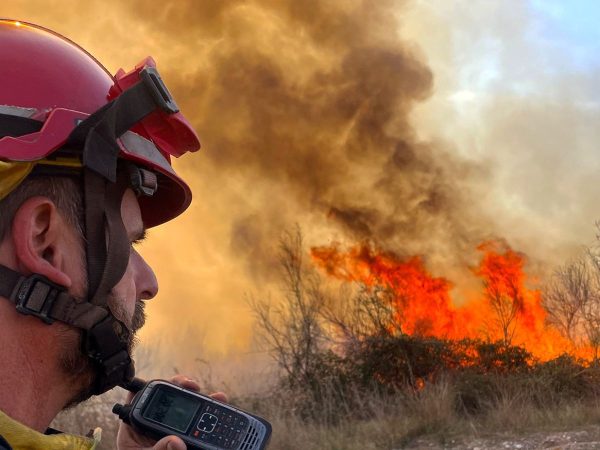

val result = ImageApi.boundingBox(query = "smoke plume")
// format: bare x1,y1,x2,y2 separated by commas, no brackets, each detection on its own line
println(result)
5,1,595,362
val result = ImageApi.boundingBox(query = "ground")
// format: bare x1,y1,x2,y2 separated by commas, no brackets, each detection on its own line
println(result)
407,426,600,449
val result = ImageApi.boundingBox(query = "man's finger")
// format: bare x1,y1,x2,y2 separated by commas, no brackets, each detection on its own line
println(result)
170,374,201,392
210,391,228,403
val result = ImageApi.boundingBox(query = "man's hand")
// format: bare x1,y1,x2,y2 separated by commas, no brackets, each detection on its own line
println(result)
116,374,228,450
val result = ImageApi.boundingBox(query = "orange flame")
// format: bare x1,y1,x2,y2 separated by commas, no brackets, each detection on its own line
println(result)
311,240,588,362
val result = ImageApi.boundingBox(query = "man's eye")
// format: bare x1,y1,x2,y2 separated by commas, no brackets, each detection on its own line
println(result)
131,230,148,247
131,237,146,248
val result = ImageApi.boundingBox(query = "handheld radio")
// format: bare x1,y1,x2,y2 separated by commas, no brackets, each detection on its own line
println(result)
113,378,271,450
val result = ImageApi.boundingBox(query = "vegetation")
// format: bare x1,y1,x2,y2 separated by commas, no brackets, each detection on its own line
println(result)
52,230,600,449
246,230,600,448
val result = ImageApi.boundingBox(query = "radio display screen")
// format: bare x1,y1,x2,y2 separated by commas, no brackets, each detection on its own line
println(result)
143,387,201,433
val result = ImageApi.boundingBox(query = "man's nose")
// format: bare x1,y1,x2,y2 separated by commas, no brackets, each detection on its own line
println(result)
133,249,158,300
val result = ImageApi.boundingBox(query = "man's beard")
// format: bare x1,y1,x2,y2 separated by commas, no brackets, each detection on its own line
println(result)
59,296,147,408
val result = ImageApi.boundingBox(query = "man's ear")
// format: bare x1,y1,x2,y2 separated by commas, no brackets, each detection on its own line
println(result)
11,196,73,288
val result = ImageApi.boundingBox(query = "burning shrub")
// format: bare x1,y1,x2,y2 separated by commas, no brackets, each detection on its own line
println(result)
349,335,456,389
253,229,600,428
473,341,531,373
345,336,532,390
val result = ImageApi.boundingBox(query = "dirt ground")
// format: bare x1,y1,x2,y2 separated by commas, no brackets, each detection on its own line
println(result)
405,425,600,449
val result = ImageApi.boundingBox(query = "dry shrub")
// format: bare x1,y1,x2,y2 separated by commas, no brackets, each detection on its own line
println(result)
243,377,461,450
51,389,124,450
244,230,600,446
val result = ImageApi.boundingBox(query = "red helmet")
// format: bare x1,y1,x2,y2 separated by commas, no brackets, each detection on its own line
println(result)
0,19,202,393
0,19,200,227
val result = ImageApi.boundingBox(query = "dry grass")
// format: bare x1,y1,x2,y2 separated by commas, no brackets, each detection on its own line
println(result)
253,367,600,449
50,339,600,450
51,373,600,450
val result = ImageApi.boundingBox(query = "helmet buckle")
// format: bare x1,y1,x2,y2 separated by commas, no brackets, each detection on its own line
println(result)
129,165,158,197
14,274,61,324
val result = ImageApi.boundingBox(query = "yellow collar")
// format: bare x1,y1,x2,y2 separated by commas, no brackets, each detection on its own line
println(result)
0,410,100,450
0,161,33,202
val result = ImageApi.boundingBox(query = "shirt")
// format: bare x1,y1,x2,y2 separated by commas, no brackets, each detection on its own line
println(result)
0,410,100,450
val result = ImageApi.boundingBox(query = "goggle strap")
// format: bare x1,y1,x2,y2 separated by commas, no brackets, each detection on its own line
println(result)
70,79,163,182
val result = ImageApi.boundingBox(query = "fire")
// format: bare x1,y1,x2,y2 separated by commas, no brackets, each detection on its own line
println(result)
311,240,588,362
312,245,462,338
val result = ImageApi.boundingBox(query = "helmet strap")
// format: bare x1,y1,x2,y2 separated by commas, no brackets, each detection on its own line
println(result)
81,166,136,393
84,168,130,305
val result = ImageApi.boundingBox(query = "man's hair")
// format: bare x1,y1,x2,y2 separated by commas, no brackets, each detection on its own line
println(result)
0,176,84,242
0,175,95,406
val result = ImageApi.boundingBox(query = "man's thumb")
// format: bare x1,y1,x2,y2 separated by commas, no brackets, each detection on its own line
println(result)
152,436,186,450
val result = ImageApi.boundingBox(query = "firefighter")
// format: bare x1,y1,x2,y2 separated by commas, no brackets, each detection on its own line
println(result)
0,20,218,449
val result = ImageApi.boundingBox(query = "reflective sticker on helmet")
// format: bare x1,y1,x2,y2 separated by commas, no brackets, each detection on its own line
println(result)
0,105,37,118
37,157,83,168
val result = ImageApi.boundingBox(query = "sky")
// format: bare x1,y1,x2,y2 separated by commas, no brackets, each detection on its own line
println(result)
402,0,600,260
4,0,600,378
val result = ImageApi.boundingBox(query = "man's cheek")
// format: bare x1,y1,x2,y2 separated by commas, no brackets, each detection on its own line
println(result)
108,294,135,329
115,280,137,319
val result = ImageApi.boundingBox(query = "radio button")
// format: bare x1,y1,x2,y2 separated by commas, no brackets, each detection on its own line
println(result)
196,413,218,433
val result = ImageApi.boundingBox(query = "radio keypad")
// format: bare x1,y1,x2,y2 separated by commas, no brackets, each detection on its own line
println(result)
194,403,249,449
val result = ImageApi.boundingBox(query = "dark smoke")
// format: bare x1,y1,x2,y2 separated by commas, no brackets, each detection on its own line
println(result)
4,0,499,354
121,0,490,275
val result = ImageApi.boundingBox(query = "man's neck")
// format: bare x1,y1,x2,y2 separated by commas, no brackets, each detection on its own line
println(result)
0,313,80,432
